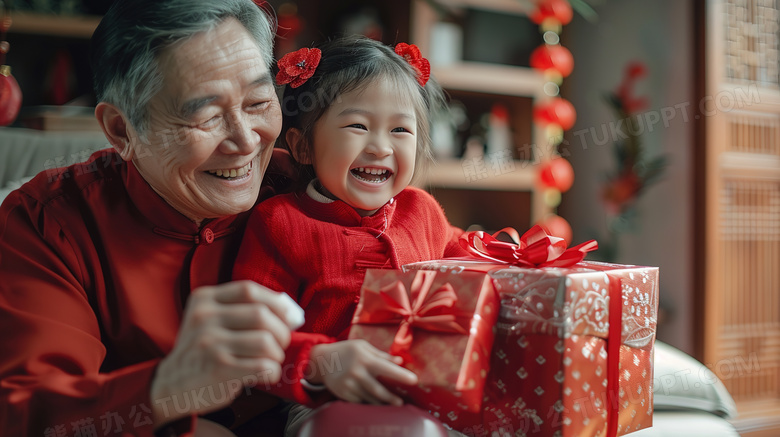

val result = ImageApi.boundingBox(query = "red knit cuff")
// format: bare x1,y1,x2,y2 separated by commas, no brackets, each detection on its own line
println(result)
288,337,336,407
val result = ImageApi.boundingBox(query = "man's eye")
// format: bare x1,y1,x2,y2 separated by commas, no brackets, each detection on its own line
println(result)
249,101,270,110
198,116,221,128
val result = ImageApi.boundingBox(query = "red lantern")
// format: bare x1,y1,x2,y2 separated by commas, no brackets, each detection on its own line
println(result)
533,97,576,130
530,0,573,26
538,157,574,192
537,214,573,246
0,65,21,126
530,44,574,78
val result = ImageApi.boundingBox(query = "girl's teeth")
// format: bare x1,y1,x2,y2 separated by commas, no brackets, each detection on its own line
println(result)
355,168,388,175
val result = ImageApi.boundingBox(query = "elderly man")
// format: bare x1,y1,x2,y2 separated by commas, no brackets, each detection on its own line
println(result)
0,0,303,435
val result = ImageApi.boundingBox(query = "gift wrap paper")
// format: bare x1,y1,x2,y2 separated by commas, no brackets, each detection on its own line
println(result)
349,269,499,417
404,259,659,437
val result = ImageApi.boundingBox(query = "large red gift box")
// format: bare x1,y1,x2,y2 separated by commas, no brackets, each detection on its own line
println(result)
404,259,659,437
348,268,499,419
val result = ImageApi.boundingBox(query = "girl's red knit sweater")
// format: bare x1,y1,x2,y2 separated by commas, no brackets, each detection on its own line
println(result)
233,186,468,405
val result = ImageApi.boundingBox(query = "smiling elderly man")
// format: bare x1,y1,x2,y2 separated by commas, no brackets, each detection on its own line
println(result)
0,1,306,436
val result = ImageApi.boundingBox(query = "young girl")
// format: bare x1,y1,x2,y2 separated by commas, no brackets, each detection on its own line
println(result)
233,35,468,421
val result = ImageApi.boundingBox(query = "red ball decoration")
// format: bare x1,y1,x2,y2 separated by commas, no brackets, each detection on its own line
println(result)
0,65,22,126
537,214,573,246
533,97,576,130
530,0,574,26
538,157,574,192
530,44,574,78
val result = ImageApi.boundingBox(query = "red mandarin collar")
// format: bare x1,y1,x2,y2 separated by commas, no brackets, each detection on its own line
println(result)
297,192,397,230
124,160,241,241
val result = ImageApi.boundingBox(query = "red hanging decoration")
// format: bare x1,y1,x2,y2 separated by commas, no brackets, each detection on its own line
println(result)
530,44,574,78
536,214,573,246
0,65,21,126
0,5,21,126
533,97,576,130
530,0,577,246
538,157,575,192
530,0,574,26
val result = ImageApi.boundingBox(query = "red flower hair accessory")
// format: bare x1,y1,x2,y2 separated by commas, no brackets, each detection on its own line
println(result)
394,43,430,86
276,47,321,88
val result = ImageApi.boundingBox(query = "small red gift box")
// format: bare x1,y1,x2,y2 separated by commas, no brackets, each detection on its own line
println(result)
348,268,499,419
404,258,659,437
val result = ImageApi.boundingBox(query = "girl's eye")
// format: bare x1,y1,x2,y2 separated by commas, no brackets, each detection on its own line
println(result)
347,124,368,130
392,127,412,133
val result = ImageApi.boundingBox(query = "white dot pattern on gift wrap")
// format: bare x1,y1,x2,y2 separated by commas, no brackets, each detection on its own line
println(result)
479,267,658,436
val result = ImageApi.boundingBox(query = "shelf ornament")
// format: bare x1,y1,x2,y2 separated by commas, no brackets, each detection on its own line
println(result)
530,0,575,244
0,1,20,127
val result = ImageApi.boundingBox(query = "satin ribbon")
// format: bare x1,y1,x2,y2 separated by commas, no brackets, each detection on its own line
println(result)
577,264,625,437
606,273,622,437
459,225,598,268
352,271,469,356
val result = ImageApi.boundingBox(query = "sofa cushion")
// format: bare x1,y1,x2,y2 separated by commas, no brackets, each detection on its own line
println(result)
653,341,738,419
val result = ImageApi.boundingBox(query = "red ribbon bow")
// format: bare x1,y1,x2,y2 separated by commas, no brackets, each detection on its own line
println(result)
352,271,468,357
394,42,431,86
460,225,598,268
276,47,322,88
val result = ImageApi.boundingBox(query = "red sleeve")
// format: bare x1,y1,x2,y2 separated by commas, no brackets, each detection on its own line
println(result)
415,188,469,258
444,224,469,258
232,204,336,407
0,191,195,436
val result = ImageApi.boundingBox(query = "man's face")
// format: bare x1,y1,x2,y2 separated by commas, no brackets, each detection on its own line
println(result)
131,18,281,223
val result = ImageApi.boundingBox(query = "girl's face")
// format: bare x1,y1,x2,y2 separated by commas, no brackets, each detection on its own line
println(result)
309,77,417,216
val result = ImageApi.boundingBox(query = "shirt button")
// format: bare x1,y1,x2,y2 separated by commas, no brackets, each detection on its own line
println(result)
201,227,215,244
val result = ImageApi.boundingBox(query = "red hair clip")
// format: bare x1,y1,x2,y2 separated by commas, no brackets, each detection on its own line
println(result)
394,43,430,86
276,47,321,88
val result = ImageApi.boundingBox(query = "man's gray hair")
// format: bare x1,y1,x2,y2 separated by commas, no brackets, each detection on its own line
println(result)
90,0,275,134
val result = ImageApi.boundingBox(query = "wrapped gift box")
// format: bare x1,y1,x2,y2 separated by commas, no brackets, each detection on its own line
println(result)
348,268,499,419
404,259,659,437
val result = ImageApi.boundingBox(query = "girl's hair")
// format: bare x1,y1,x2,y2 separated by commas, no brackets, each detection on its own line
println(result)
277,35,446,185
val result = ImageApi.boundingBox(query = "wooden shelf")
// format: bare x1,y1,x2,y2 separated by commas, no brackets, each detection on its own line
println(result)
9,12,101,38
426,0,534,15
433,62,545,98
422,158,537,191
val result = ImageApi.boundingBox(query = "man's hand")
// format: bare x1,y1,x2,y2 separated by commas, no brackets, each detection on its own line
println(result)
150,281,304,428
306,340,418,406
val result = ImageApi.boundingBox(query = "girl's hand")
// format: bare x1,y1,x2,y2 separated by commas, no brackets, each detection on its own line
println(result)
306,340,418,405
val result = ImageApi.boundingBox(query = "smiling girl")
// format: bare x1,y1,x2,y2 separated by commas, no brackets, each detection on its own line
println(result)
232,36,468,424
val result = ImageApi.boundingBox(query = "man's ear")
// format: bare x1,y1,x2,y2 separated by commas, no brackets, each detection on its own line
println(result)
286,128,312,165
95,102,135,162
